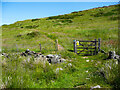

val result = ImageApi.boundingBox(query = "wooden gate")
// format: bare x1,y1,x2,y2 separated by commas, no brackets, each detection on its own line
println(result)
73,38,101,55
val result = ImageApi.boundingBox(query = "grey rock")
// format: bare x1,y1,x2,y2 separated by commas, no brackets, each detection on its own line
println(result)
106,51,120,60
91,85,101,90
2,53,9,58
46,54,62,64
46,54,54,58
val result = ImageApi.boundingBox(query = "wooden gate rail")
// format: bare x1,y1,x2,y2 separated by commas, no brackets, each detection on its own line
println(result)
73,38,101,55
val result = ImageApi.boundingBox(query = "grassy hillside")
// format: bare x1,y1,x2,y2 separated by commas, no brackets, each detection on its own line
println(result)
1,4,119,88
2,4,119,54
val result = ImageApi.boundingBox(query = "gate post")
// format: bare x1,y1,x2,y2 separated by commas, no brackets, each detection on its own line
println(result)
74,40,77,54
94,39,97,55
98,38,101,52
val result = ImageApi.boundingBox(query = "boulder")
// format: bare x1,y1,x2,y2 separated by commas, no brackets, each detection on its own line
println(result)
91,85,101,89
107,51,120,60
46,54,61,64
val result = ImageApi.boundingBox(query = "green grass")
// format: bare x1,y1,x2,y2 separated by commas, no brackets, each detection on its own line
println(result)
1,4,120,88
2,52,114,88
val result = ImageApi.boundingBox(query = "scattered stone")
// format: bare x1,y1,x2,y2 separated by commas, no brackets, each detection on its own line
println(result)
91,85,101,89
85,71,88,73
91,60,93,62
55,68,63,73
86,60,89,62
68,63,72,67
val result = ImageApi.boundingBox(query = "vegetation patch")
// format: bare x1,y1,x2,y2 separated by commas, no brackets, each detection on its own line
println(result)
53,19,73,26
17,34,22,37
48,15,74,19
91,11,117,17
57,19,73,23
47,13,84,20
31,18,40,22
26,31,40,37
47,33,57,40
25,25,39,29
110,16,118,20
16,31,40,39
98,59,120,88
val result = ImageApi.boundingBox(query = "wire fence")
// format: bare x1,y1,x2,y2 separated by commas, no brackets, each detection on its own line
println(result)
2,39,73,54
2,38,118,55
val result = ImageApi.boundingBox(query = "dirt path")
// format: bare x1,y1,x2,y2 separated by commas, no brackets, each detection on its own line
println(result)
30,29,64,50
58,44,64,50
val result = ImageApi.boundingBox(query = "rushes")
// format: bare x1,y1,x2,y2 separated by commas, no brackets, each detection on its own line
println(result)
99,59,120,88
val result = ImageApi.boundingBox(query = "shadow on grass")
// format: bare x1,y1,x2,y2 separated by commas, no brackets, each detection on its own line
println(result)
67,49,96,56
68,49,74,52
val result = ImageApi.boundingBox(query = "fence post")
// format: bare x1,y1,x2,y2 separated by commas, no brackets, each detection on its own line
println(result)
98,38,101,53
56,39,58,51
74,40,77,54
39,43,41,52
94,39,97,55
